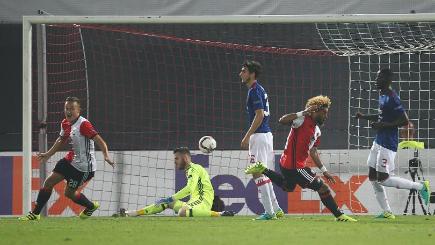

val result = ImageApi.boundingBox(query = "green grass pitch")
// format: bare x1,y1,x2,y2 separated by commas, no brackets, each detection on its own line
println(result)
1,215,434,245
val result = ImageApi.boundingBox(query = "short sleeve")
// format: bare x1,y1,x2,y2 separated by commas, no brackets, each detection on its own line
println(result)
292,116,305,128
249,89,264,111
392,94,405,114
59,123,64,137
60,119,71,141
314,137,321,147
80,121,98,139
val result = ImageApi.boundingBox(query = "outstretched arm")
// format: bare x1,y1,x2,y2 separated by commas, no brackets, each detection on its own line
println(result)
354,112,379,121
37,136,66,163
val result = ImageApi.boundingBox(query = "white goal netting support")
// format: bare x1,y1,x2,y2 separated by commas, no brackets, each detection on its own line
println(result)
22,14,435,217
317,21,435,213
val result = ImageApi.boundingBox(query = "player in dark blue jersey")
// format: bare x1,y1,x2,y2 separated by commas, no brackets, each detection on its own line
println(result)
355,68,430,219
239,60,282,220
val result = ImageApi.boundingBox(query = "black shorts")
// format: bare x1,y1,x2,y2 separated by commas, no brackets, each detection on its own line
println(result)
279,165,321,192
53,158,94,189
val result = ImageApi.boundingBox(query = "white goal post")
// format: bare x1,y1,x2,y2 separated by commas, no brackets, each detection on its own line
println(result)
22,13,435,215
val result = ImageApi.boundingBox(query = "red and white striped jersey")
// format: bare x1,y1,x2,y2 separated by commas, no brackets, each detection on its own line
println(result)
60,116,98,172
280,115,321,169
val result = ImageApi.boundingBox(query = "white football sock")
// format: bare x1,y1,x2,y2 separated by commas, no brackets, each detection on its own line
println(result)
380,176,423,190
255,176,274,215
266,182,281,212
126,210,139,217
371,181,392,212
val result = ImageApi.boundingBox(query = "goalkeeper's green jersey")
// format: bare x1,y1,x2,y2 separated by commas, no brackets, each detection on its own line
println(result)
172,162,214,204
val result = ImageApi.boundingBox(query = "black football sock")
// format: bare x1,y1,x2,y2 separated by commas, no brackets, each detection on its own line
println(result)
72,193,94,209
32,187,53,215
319,189,343,218
263,169,285,188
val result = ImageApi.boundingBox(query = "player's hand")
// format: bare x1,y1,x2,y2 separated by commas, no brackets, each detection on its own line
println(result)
323,171,336,184
303,105,319,115
371,121,387,129
104,156,115,168
36,152,51,163
241,136,249,149
354,112,363,119
155,196,173,205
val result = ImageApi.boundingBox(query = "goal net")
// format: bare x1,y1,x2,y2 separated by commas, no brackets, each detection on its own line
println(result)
23,15,435,216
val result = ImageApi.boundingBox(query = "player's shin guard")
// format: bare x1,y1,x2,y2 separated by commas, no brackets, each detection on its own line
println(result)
33,187,53,215
319,189,343,218
371,181,392,212
72,192,94,209
255,176,274,215
380,176,423,190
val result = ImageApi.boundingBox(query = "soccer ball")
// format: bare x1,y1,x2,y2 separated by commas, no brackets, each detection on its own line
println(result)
199,136,217,154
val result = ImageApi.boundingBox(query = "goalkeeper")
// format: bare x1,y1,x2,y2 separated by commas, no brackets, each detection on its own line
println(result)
125,147,233,217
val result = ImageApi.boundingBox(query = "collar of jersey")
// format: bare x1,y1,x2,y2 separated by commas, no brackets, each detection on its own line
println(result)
250,80,258,89
305,116,316,127
68,116,81,126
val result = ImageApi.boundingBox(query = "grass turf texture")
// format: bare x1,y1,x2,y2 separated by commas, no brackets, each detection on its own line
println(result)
1,215,434,245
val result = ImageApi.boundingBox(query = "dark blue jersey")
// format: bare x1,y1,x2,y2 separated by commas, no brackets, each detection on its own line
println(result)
375,90,405,152
246,81,271,133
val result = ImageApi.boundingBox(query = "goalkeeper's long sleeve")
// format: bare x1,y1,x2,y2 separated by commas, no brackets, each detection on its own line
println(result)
172,167,199,200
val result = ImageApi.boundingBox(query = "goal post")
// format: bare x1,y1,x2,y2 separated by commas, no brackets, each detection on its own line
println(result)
22,14,435,216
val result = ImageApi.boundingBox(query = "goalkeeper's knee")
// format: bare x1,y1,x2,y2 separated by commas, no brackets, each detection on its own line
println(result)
178,207,189,217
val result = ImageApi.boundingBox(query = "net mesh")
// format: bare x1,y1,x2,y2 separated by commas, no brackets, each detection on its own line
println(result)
30,20,435,216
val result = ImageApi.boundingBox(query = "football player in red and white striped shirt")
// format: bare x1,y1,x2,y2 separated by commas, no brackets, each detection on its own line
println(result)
246,95,357,222
19,97,114,221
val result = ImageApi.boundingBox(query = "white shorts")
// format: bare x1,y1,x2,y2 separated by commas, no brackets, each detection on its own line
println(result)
367,141,396,173
249,132,274,169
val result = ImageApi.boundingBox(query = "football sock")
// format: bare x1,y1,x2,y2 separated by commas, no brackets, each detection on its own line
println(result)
319,189,343,218
263,169,285,188
33,187,53,215
255,176,274,215
266,182,281,212
210,211,221,217
188,208,212,217
136,203,167,216
380,176,423,190
72,193,94,209
371,181,392,212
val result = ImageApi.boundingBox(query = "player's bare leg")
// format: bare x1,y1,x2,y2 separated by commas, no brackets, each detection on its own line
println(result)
19,172,64,221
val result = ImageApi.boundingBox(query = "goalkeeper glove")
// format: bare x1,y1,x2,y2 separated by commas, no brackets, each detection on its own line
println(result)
155,196,174,205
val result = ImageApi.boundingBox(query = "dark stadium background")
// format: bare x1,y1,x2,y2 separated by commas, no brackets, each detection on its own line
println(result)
0,23,350,151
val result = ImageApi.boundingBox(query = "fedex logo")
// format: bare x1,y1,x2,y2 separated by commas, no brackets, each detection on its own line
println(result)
176,154,368,214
